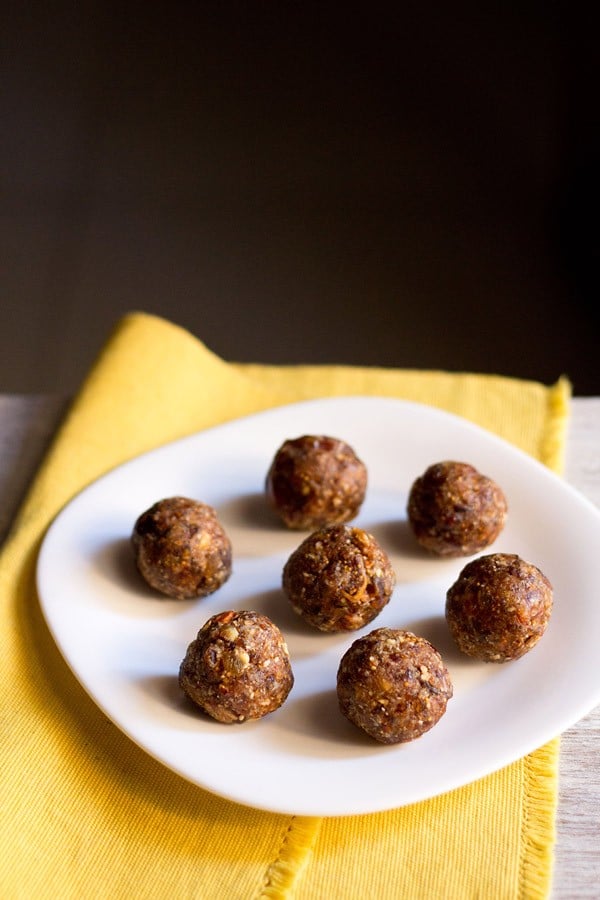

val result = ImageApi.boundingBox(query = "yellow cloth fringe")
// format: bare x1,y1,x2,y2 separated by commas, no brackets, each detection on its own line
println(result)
519,742,560,900
1,312,568,899
258,818,323,899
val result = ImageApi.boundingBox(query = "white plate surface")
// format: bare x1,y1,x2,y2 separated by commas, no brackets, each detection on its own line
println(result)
37,397,600,816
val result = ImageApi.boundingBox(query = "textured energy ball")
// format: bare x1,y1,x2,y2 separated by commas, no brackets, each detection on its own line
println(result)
178,610,294,722
282,524,395,631
132,496,232,600
445,553,553,662
407,460,507,556
265,434,367,529
337,628,453,743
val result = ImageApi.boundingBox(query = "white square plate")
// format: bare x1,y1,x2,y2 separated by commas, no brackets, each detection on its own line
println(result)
37,397,600,815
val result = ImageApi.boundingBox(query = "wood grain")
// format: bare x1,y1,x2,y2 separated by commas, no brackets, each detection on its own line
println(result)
554,398,600,899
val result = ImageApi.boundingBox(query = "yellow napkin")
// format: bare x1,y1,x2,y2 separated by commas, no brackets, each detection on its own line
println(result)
1,312,569,900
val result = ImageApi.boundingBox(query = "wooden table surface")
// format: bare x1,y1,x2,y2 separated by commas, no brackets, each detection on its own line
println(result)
1,394,599,898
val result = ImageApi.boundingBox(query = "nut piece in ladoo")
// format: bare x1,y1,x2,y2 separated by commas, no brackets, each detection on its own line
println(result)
337,628,453,743
445,553,553,662
179,610,294,723
266,435,367,529
407,460,507,556
132,496,232,600
283,524,395,632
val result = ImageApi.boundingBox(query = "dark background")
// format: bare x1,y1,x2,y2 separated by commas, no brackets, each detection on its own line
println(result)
1,3,597,393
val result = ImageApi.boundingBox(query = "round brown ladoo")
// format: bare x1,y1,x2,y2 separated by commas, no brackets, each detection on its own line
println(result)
407,460,507,557
132,496,232,599
282,524,395,632
445,552,553,662
337,628,453,743
179,610,294,723
266,434,367,530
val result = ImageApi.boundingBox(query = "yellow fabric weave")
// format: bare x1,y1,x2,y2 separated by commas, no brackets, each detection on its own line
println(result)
1,312,568,899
